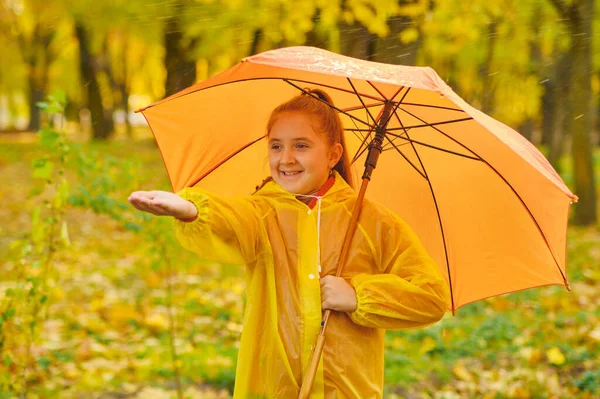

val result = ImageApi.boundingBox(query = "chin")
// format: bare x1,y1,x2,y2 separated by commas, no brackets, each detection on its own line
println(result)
274,179,307,194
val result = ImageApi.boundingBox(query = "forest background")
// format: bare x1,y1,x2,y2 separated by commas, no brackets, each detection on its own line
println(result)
1,0,599,398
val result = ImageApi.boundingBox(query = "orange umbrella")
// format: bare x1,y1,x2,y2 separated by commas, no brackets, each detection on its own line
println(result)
139,45,577,397
139,46,576,312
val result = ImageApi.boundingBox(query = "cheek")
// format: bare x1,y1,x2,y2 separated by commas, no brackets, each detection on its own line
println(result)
268,153,278,168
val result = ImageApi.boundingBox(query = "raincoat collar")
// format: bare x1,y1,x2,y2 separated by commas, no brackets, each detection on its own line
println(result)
254,170,353,205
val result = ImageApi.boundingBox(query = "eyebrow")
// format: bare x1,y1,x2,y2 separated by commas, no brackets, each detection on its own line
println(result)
269,137,315,143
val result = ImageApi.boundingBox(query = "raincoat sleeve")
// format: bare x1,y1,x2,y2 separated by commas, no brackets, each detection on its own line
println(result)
173,187,260,266
348,210,450,330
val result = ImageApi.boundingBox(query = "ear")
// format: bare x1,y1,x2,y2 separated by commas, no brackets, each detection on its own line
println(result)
328,143,344,169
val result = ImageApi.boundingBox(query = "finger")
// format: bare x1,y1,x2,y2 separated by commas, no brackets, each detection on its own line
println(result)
134,197,166,215
129,197,148,211
130,191,152,200
130,200,146,212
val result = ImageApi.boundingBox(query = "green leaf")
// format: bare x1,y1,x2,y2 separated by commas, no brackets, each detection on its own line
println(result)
60,221,71,247
59,177,70,201
32,157,48,168
47,103,64,114
49,90,67,105
33,160,55,179
40,295,48,304
35,102,49,110
5,308,15,319
39,127,59,148
32,206,41,226
37,357,51,370
123,222,142,232
28,187,43,199
3,355,11,368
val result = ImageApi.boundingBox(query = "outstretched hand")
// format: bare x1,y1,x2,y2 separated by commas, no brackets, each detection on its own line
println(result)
128,190,197,220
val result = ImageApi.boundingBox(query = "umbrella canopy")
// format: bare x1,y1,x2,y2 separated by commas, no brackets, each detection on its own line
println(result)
139,46,577,312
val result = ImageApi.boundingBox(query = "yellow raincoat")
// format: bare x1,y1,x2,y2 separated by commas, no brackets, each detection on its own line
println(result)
175,172,450,399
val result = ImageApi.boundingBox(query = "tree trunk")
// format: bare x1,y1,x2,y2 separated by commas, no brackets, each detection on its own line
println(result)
372,14,422,66
28,79,44,132
518,119,535,142
540,78,553,147
546,53,570,174
24,25,51,132
480,20,498,115
75,23,111,139
306,9,329,49
121,36,132,137
249,28,263,56
101,37,116,135
339,23,377,60
569,0,596,224
164,16,196,97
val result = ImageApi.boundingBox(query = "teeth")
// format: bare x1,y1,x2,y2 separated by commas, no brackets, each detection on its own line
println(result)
282,171,301,176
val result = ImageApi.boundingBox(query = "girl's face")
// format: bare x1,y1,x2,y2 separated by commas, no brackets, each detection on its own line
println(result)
268,112,343,195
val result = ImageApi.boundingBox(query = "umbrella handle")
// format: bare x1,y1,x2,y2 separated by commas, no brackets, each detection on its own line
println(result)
297,178,370,399
297,102,394,398
297,327,328,399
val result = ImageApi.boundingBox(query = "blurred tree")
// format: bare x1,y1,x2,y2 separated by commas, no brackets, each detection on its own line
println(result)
164,0,197,97
74,22,112,139
420,0,544,128
548,0,597,225
1,0,67,131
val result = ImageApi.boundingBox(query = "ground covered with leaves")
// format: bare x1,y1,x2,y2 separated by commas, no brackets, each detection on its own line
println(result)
1,134,599,399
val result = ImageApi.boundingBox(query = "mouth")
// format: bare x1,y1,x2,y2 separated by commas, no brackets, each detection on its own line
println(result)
280,170,303,178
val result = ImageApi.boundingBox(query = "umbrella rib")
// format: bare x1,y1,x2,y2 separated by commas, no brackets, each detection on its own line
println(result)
348,108,370,145
381,130,409,151
399,107,570,298
398,108,479,155
385,132,481,161
401,102,465,112
348,127,367,145
284,80,375,128
347,78,378,126
388,86,405,103
349,120,375,165
367,80,389,100
140,77,384,112
392,86,410,105
188,135,267,188
391,115,457,313
350,138,369,164
382,135,427,179
285,78,384,102
342,103,384,113
350,99,395,164
385,117,474,131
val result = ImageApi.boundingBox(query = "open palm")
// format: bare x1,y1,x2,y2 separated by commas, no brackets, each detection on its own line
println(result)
128,190,196,219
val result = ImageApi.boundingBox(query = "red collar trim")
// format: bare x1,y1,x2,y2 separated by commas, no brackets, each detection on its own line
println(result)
307,175,335,209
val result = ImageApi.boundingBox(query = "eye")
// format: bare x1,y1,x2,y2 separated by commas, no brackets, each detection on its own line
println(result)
270,144,281,150
296,143,308,149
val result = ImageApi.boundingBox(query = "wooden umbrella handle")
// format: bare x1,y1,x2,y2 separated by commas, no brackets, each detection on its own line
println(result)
297,178,370,399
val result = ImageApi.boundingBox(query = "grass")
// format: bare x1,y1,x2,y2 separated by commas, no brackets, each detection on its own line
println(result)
1,135,599,398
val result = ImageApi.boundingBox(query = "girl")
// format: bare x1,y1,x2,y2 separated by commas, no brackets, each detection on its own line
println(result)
129,89,450,399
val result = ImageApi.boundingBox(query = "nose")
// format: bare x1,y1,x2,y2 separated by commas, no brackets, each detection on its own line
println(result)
281,147,295,164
